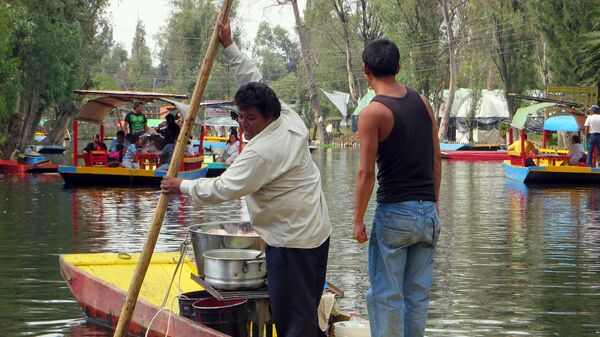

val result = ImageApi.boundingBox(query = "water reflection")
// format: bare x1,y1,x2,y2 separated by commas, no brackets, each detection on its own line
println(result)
0,152,598,336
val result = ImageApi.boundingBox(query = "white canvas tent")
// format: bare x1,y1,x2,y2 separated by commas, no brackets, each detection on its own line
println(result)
442,89,509,143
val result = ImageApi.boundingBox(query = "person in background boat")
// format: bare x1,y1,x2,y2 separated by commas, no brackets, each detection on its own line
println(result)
108,144,125,167
93,134,107,151
141,136,158,154
124,102,148,137
156,113,180,163
219,133,240,164
585,105,600,167
353,39,442,337
507,133,538,164
568,135,586,166
185,137,196,155
122,134,141,169
155,138,196,172
108,130,129,153
161,19,332,337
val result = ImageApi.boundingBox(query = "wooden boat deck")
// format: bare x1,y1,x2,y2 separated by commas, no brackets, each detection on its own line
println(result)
59,252,229,337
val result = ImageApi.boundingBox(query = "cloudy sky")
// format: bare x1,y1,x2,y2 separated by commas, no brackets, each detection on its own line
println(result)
108,0,307,64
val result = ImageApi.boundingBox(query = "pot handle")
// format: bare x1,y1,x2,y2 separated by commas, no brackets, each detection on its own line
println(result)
243,259,264,273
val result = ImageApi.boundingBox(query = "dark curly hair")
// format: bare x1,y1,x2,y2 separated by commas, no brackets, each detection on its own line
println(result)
234,82,281,120
362,39,400,77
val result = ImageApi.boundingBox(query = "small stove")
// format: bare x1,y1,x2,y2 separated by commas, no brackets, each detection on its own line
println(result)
191,273,273,337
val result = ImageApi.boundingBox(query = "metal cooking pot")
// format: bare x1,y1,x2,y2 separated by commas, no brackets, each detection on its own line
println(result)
203,249,266,290
189,222,266,276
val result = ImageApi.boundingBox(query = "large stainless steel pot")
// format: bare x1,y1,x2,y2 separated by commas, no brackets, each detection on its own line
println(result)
203,249,266,290
189,222,266,276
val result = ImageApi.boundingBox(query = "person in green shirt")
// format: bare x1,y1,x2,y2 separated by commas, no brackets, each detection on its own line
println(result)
125,102,148,136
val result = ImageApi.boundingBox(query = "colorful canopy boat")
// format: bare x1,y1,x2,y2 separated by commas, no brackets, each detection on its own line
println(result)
59,252,228,337
502,102,600,185
58,90,208,187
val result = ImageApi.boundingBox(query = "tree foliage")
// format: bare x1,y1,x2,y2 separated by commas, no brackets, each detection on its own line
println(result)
128,20,154,91
0,0,110,157
253,21,300,82
530,0,597,85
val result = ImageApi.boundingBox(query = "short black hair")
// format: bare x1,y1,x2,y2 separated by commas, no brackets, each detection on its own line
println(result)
133,102,144,110
234,82,281,120
573,135,581,143
116,130,125,137
362,39,400,77
165,113,175,120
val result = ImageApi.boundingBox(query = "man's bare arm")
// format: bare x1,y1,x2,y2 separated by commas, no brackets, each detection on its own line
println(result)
421,95,442,202
353,105,380,243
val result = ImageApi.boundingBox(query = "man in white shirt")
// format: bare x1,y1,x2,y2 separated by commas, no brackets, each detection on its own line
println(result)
584,104,600,167
160,20,332,337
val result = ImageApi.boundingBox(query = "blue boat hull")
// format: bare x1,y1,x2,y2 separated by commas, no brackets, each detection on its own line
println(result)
503,162,600,185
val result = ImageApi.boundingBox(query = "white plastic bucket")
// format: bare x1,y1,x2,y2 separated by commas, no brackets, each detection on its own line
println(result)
333,320,371,337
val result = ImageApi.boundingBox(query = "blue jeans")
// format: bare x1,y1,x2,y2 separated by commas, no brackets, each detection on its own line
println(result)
366,200,440,337
587,134,600,167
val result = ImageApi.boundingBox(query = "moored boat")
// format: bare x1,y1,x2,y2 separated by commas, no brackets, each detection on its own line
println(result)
58,90,209,187
440,142,508,161
31,144,67,154
59,252,228,337
0,155,58,174
441,150,509,161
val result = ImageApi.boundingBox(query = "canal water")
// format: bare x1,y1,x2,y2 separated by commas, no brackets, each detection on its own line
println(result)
0,149,599,336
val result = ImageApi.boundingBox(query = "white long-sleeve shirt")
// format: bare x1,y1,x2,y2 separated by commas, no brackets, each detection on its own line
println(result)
180,43,332,248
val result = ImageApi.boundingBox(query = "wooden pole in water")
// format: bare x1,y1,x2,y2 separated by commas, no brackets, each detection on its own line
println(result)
111,1,233,336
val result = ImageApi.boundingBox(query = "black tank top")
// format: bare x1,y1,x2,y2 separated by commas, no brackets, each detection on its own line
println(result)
373,87,436,203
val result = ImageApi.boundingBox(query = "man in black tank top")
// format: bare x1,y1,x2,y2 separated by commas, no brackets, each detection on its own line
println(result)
353,39,442,337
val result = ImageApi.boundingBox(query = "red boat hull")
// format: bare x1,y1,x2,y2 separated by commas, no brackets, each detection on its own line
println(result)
441,150,509,161
0,159,58,174
59,258,229,337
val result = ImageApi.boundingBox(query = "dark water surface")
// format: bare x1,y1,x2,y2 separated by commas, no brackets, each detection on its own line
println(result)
0,149,599,336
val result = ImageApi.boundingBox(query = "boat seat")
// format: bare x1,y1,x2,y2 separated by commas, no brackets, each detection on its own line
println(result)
183,154,204,171
88,150,109,167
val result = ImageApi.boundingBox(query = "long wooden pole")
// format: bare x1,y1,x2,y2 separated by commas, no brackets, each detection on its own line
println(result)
111,1,233,336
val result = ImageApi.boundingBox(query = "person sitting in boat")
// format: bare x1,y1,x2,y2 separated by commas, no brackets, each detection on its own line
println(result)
507,133,538,166
122,134,141,169
508,134,538,156
93,134,107,151
141,136,159,154
218,132,240,164
107,144,125,167
107,130,129,153
568,135,586,166
156,113,180,163
155,139,196,172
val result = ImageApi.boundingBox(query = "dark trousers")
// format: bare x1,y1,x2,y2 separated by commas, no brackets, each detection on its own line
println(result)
266,237,330,337
587,133,600,167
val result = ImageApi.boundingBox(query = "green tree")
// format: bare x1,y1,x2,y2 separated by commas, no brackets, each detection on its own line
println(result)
0,1,22,152
253,21,299,81
129,19,154,91
1,0,110,157
530,0,597,85
488,0,540,117
93,43,129,90
574,10,600,92
157,0,238,99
